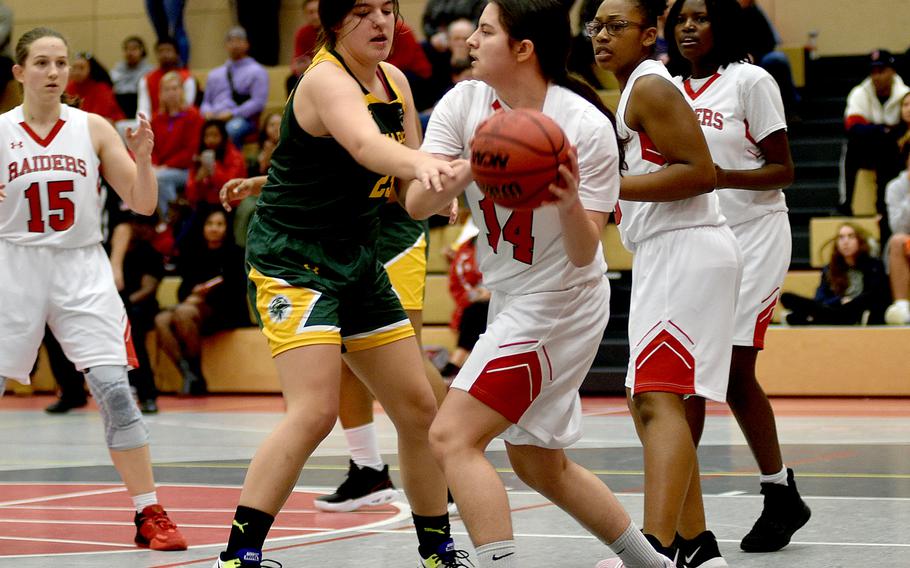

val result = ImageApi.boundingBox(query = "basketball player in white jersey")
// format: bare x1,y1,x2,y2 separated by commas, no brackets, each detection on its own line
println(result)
592,0,742,566
665,0,811,554
0,27,186,550
402,1,673,567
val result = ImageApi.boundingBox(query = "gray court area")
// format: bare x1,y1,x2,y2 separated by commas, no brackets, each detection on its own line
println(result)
0,404,908,567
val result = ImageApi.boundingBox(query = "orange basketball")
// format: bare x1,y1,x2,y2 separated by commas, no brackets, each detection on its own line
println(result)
470,109,569,210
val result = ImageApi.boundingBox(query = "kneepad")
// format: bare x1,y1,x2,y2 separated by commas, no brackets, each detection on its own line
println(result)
84,366,148,451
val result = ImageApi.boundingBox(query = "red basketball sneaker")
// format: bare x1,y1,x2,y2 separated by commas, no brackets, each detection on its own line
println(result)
134,504,188,550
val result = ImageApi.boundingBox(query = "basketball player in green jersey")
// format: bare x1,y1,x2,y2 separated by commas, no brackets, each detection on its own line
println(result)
211,1,472,566
224,181,452,513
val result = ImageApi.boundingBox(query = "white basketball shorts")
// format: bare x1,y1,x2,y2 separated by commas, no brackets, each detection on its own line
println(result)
730,212,791,348
451,276,610,449
0,240,136,382
625,225,742,402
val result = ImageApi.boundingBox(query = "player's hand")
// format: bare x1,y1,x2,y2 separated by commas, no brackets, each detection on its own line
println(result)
220,178,252,211
548,146,581,213
415,154,457,193
125,113,154,160
0,183,5,203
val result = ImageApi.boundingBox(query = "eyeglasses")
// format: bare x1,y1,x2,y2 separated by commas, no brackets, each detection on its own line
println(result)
584,19,646,39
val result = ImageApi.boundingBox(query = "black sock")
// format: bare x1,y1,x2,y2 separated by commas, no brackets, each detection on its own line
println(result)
222,505,275,561
413,512,451,557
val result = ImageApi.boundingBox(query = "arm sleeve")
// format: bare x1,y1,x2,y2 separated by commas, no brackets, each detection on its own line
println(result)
742,69,787,143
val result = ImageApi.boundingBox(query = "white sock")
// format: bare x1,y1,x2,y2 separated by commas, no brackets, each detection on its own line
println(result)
476,540,516,567
343,423,384,471
895,299,909,309
607,522,672,568
760,465,789,486
132,491,158,512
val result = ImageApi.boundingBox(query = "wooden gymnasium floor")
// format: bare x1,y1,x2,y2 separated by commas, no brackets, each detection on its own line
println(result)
0,395,908,567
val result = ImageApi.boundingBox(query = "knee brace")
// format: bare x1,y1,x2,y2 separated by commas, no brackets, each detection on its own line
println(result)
84,366,149,451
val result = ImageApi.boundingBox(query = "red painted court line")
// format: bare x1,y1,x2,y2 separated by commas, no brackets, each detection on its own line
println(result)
0,484,399,558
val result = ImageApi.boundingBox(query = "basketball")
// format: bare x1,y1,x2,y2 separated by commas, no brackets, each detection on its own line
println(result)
469,109,570,210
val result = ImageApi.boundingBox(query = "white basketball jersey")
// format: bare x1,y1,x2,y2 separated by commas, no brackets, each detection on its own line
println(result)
422,80,619,294
0,105,103,248
672,62,788,227
615,59,724,251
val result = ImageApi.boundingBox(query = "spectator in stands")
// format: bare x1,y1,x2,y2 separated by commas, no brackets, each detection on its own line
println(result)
151,71,204,217
781,223,890,325
111,36,154,118
110,216,165,413
145,0,189,65
66,52,125,122
884,134,910,325
138,37,197,119
737,0,798,120
200,27,269,147
841,49,910,233
443,227,488,379
387,19,434,110
186,119,247,207
236,0,281,65
154,206,249,395
421,17,475,113
254,111,282,176
422,0,485,51
288,0,321,94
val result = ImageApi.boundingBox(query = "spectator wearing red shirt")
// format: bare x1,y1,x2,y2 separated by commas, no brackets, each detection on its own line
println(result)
138,38,197,119
288,0,321,94
186,119,247,206
65,52,125,122
387,19,434,111
151,71,204,216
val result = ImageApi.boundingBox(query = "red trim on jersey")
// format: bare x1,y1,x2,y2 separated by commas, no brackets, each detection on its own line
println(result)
124,319,140,369
19,119,66,148
744,118,758,146
634,321,665,348
633,329,695,396
491,99,503,112
468,351,542,424
613,203,622,224
683,72,722,100
761,286,781,304
638,132,666,166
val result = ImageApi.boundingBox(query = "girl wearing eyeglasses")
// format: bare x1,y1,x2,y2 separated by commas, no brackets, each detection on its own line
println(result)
591,0,741,566
665,0,811,558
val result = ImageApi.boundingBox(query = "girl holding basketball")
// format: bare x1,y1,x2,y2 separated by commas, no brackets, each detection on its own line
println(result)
665,0,810,555
210,1,469,567
402,1,674,566
591,0,742,565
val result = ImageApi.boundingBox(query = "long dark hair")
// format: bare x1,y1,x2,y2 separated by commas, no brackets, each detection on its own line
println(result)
74,52,114,86
664,0,750,77
827,223,872,297
318,0,401,51
198,119,231,162
493,0,626,170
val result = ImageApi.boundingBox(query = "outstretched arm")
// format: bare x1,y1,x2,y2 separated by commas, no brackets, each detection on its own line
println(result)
92,113,158,215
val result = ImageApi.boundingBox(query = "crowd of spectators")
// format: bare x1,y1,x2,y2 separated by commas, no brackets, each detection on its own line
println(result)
12,0,910,410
